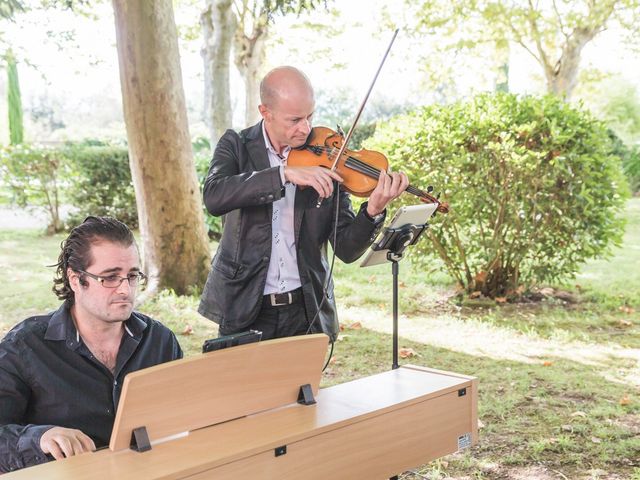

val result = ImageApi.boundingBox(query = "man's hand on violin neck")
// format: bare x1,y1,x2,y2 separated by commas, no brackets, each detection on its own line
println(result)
284,166,344,200
367,170,409,217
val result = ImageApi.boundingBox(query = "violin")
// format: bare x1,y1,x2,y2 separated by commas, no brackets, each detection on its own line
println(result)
288,126,449,214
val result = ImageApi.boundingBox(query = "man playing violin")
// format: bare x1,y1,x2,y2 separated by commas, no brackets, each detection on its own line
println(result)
198,65,408,341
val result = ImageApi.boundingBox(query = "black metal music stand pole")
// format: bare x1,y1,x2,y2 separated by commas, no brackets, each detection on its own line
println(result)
389,252,402,370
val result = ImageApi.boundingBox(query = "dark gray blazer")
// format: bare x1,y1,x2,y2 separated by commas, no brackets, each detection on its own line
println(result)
198,121,384,340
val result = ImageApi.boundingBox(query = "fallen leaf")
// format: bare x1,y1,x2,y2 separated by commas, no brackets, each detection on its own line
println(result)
337,334,350,341
561,424,573,432
620,394,631,406
543,361,553,367
339,324,345,332
399,281,406,288
470,291,482,299
495,296,507,303
619,306,635,314
618,319,633,328
571,411,587,418
368,275,377,283
590,436,602,444
181,324,193,335
540,287,554,296
474,271,487,284
347,321,362,330
399,347,418,358
477,419,485,429
516,285,526,295
378,303,386,309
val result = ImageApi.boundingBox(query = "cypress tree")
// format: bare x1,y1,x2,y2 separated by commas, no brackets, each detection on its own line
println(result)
7,50,24,145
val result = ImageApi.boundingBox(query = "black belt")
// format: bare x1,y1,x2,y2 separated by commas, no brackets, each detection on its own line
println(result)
263,288,303,307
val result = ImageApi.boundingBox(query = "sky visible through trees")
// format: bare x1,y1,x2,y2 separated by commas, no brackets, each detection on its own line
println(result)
1,0,639,142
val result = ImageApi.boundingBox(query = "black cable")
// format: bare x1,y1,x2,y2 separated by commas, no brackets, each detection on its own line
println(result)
305,181,341,371
321,337,335,372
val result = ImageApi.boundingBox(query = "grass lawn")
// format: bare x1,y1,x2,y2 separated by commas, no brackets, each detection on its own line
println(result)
1,200,639,479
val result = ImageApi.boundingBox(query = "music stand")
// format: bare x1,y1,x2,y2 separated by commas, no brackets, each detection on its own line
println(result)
360,204,438,370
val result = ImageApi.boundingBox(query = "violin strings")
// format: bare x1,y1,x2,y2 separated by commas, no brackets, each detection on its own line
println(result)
315,145,428,200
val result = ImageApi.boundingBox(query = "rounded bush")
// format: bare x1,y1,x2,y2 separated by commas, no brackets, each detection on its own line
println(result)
64,144,138,228
367,93,628,297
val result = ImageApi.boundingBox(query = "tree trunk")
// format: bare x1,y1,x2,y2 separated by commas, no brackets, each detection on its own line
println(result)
544,27,596,99
234,13,267,126
495,42,509,93
201,0,236,146
112,0,211,295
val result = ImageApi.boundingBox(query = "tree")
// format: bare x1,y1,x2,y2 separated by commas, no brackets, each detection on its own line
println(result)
201,0,236,144
6,49,23,144
232,0,268,127
368,93,628,297
411,0,640,99
201,0,326,144
0,144,65,233
112,0,211,295
0,0,23,20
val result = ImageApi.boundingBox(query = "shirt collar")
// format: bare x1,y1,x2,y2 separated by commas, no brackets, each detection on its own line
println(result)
261,121,291,159
44,301,147,345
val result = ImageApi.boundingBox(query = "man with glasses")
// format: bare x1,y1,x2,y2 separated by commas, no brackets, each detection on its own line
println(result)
0,216,182,473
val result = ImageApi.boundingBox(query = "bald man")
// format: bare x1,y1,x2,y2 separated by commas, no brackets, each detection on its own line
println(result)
198,66,408,341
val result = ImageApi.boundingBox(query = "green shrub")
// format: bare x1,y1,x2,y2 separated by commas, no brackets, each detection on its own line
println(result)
0,144,66,233
611,135,640,194
64,143,139,228
367,93,628,297
194,150,222,240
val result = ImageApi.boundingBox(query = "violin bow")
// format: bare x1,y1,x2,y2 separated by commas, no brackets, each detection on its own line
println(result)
317,28,399,208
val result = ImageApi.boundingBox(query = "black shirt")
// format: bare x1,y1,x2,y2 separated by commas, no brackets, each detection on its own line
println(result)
0,303,183,473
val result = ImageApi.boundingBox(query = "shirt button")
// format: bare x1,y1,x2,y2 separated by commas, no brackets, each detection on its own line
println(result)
259,196,266,202
268,194,274,200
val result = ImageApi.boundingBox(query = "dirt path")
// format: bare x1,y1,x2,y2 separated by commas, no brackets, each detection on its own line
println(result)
341,306,640,387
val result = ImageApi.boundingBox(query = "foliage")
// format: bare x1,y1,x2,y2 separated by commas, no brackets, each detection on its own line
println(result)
193,148,222,240
63,142,138,229
0,0,23,19
6,50,23,145
344,122,376,150
368,93,629,297
0,144,66,233
581,77,640,147
408,0,640,98
266,0,327,18
610,134,640,194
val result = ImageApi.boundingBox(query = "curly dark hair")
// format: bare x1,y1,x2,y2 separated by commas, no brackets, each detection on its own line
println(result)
52,216,136,304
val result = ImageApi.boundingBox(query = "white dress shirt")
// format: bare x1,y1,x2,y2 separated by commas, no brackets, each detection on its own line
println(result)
262,123,302,295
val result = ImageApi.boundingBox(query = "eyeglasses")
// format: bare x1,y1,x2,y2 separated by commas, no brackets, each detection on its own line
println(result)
76,270,147,289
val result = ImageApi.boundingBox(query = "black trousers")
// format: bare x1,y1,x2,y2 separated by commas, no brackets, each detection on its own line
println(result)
219,293,319,341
